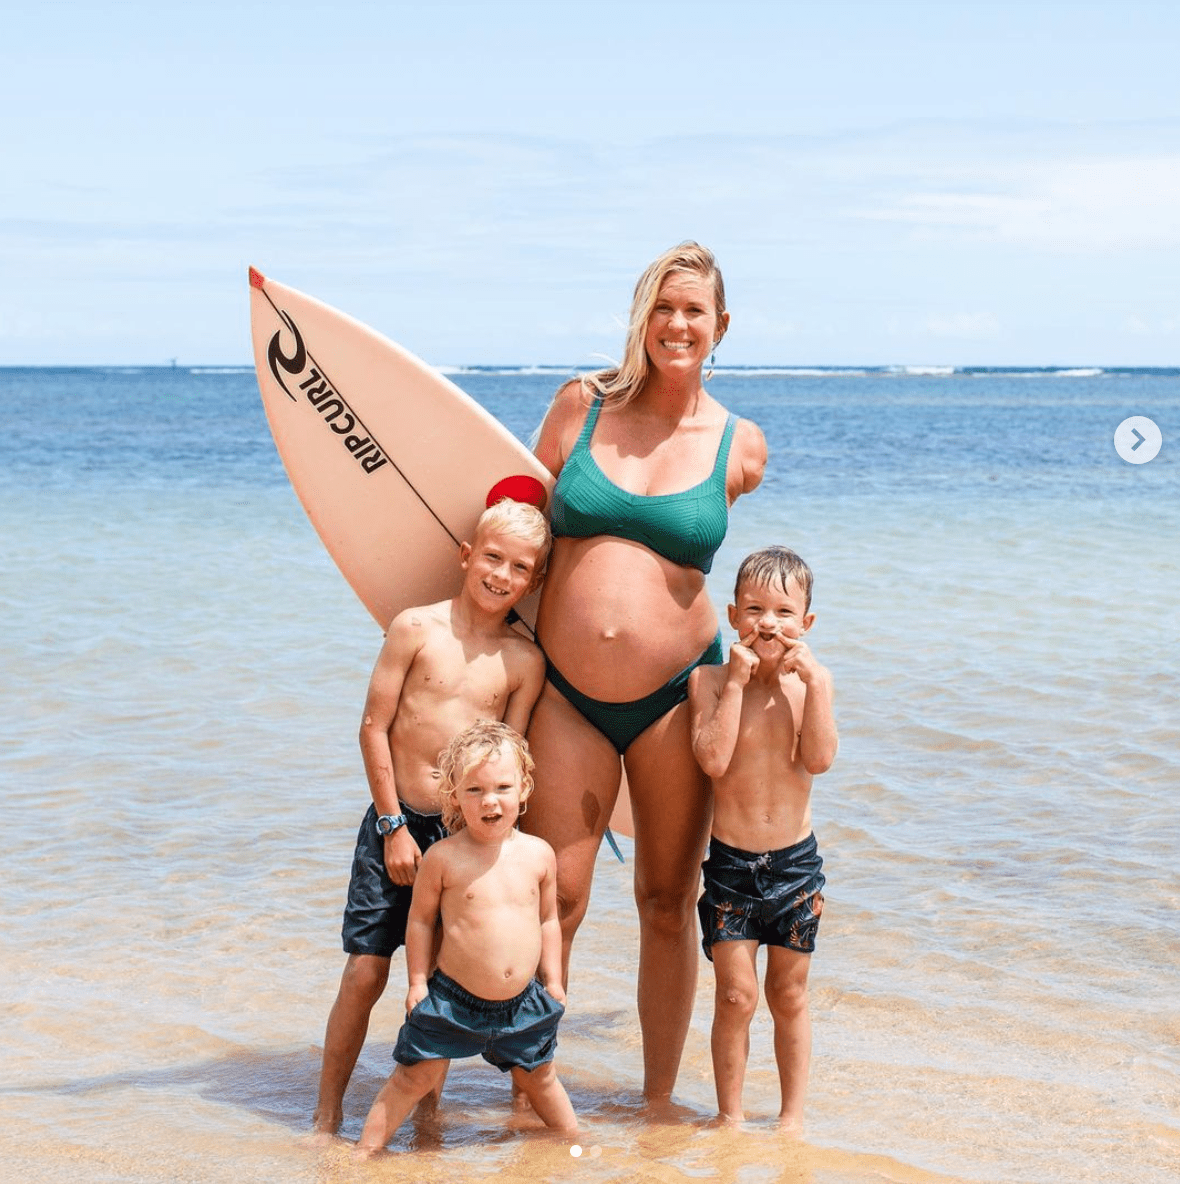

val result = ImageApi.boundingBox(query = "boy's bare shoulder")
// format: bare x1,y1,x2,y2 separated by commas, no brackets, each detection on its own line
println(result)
689,661,727,699
485,628,545,686
512,830,556,864
419,831,462,873
387,598,451,638
419,832,453,860
500,628,544,667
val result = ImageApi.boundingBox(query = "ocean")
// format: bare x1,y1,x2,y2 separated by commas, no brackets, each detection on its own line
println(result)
2,364,1177,1183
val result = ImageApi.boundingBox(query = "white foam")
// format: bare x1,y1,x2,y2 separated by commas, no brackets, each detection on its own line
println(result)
713,367,871,378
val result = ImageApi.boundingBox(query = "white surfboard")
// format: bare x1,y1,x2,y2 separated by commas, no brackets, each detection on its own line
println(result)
248,267,551,633
248,268,633,846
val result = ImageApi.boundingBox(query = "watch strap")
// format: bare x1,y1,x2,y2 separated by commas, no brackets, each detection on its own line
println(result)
376,812,407,836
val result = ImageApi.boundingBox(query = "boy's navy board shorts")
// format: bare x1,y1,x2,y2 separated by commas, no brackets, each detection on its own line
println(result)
341,802,449,957
394,970,564,1072
698,832,826,960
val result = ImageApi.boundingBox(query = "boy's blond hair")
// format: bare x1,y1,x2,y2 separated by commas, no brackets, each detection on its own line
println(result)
734,546,815,611
476,498,553,577
436,719,536,834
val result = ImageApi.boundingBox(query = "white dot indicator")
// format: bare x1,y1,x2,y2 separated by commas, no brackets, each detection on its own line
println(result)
570,1144,582,1157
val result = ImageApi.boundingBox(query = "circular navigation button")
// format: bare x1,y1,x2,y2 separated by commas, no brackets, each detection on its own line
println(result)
1113,416,1162,464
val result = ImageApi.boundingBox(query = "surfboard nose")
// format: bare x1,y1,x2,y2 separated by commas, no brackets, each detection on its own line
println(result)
249,266,266,289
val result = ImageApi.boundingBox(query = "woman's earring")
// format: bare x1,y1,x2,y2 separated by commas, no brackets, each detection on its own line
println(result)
705,346,716,382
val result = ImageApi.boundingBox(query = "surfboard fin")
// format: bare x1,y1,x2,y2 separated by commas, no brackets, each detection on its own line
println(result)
604,827,625,863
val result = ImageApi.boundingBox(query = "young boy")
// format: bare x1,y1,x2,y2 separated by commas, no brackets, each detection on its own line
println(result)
312,499,551,1136
357,719,577,1154
687,545,838,1132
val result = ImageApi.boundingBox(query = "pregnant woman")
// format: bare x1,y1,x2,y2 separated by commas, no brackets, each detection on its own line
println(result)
526,242,766,1103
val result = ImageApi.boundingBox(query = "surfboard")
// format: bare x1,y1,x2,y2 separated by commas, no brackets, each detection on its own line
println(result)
247,267,552,633
248,268,633,847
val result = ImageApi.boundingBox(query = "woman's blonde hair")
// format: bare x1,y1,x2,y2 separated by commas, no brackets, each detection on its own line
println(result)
581,241,728,409
436,719,535,834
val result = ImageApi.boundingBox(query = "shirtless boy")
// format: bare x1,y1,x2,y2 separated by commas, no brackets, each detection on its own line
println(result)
687,545,838,1132
312,499,550,1135
357,720,576,1154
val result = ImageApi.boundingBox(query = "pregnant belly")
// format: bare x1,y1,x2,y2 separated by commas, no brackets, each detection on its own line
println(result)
535,537,719,701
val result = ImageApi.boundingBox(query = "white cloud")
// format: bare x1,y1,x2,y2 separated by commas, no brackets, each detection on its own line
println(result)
854,152,1180,251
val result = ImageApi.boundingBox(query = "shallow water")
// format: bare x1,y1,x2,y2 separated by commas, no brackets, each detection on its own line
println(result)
2,367,1177,1182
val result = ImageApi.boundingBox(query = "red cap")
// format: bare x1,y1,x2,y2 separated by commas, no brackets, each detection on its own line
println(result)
485,474,548,511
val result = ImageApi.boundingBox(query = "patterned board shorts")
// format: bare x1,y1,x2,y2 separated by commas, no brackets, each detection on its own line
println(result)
698,832,826,960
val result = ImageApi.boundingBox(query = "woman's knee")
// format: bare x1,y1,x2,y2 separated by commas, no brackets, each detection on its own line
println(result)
633,880,697,937
556,885,590,934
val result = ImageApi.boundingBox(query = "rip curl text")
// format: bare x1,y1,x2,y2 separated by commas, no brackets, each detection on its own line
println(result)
266,312,389,475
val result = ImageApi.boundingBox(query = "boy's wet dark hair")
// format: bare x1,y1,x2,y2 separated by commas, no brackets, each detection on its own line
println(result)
734,546,814,611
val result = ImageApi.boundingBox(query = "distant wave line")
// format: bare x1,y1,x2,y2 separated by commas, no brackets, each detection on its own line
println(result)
427,364,1133,379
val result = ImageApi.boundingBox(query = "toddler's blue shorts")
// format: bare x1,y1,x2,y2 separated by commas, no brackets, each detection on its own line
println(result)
394,970,564,1072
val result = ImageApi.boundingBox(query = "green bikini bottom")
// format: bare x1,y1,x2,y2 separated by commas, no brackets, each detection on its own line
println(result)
544,632,724,754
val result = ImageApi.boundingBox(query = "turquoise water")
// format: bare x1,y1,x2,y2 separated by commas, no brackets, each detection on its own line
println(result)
2,366,1177,1183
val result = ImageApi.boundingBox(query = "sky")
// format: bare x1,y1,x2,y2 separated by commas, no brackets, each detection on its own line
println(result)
3,0,1179,367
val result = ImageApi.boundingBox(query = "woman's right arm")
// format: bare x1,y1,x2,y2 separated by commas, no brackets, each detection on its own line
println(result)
534,379,588,479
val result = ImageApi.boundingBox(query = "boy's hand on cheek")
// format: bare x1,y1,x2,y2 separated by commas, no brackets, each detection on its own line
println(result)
778,636,817,681
729,635,761,685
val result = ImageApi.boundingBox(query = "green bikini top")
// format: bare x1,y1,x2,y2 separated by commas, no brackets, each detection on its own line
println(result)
550,398,736,573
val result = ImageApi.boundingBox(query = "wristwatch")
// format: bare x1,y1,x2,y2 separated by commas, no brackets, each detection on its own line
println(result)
375,812,407,836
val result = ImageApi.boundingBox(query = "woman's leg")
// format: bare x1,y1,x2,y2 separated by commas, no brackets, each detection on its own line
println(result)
524,681,621,982
625,700,713,1102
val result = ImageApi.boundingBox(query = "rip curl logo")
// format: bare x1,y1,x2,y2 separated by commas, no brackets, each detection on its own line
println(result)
266,312,389,475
